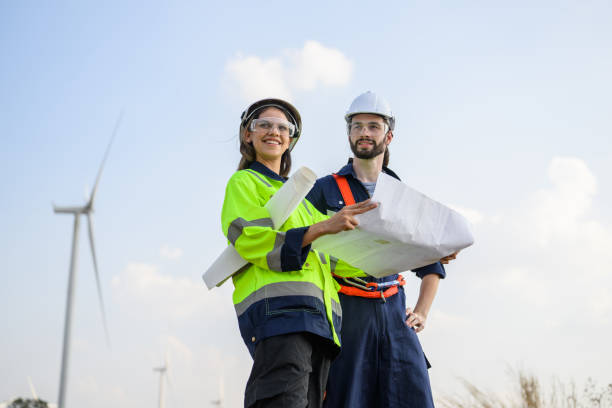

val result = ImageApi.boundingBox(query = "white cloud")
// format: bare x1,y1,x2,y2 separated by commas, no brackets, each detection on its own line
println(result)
503,159,606,312
524,157,599,245
285,41,353,91
225,41,353,102
448,204,485,225
160,244,183,260
482,157,610,321
111,262,231,321
225,55,291,101
548,156,597,197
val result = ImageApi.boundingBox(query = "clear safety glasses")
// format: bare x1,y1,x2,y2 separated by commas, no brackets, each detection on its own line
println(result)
349,121,388,134
249,117,296,137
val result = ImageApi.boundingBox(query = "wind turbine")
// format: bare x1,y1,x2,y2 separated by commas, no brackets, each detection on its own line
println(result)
53,114,122,408
210,376,224,407
153,354,170,408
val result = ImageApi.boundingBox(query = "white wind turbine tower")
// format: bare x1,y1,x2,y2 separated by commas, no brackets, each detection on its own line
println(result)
53,114,122,408
210,376,224,407
153,355,170,408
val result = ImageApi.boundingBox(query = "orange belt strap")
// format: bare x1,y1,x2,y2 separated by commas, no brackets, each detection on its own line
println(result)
332,274,406,300
338,284,400,299
332,174,356,206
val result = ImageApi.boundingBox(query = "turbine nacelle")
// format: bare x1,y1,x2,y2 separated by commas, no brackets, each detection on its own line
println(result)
53,205,89,215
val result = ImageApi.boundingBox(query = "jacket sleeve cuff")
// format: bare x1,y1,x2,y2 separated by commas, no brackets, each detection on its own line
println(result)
280,227,311,271
413,262,446,279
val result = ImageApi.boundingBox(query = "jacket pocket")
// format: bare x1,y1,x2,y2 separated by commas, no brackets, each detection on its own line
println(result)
264,296,322,316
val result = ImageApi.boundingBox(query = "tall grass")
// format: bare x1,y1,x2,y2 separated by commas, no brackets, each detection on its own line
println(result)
437,371,612,408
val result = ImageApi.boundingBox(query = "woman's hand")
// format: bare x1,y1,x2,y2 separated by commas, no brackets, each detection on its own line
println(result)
302,200,378,247
323,200,378,234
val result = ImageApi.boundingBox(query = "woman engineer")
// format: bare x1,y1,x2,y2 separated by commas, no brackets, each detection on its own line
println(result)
221,98,376,408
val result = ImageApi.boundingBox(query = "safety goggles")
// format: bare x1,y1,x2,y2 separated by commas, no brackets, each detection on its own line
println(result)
349,121,388,134
249,117,296,137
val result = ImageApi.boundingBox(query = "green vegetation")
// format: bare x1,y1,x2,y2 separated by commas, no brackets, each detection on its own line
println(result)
7,399,48,408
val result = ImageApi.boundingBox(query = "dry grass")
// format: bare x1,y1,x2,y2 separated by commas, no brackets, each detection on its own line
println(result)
436,371,612,408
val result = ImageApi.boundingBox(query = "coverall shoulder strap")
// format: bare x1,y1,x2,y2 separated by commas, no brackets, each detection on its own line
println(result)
332,174,356,206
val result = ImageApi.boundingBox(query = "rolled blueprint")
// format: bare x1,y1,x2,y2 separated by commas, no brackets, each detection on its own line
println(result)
203,166,317,289
312,172,474,278
266,166,317,228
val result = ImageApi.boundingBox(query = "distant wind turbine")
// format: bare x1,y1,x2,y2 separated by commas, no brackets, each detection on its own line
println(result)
210,376,224,407
27,376,39,401
153,354,170,408
28,376,58,408
53,113,122,408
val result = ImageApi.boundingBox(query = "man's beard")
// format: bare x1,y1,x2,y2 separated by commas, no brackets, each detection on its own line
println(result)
350,138,386,160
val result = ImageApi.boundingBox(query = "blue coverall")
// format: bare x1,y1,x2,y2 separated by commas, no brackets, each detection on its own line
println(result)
306,160,446,408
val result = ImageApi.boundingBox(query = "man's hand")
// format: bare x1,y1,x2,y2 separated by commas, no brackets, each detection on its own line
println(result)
405,307,426,333
439,251,459,264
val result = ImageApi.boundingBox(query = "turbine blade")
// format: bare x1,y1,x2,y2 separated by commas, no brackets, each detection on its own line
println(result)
89,110,124,206
87,214,111,347
27,376,39,400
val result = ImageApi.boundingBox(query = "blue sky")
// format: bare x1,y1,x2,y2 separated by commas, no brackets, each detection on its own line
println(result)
2,1,611,407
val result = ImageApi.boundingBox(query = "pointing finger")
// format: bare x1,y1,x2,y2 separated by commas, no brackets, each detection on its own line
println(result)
347,202,378,214
346,199,373,208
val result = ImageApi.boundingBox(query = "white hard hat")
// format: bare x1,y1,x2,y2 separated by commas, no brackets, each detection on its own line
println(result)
345,91,395,130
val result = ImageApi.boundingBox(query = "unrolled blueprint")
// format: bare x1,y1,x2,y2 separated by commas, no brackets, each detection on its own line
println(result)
311,172,474,277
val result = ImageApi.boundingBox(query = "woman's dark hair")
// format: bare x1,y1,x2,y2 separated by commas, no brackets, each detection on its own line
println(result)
238,107,292,177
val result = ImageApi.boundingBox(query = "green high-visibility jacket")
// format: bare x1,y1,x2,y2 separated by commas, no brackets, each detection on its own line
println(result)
221,162,361,356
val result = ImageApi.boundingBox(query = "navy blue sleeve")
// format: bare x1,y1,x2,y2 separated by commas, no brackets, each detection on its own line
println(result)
280,226,311,271
413,262,446,279
306,179,328,215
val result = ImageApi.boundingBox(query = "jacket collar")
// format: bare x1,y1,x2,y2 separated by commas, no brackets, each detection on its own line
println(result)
249,161,287,182
336,158,400,181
